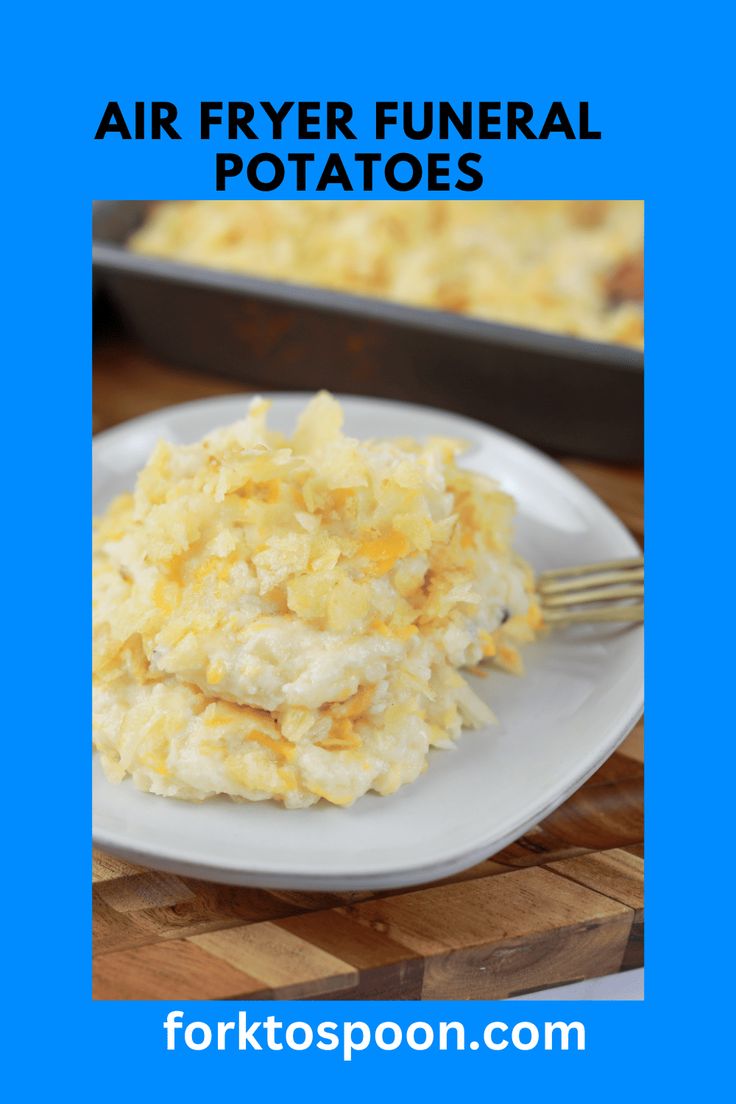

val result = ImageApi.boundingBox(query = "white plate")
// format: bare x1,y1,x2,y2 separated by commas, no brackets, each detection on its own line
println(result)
93,394,643,890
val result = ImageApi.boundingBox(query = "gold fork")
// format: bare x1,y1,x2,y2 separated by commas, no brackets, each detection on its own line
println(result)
538,556,643,625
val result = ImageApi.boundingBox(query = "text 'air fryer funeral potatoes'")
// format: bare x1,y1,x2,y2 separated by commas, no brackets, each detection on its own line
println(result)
130,200,644,347
93,394,540,807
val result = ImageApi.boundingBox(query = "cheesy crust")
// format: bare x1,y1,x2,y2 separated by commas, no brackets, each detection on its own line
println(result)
130,200,644,348
93,393,539,807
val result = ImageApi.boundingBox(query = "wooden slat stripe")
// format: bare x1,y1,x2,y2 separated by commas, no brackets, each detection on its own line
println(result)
278,865,637,1001
545,848,644,919
95,871,195,912
92,858,641,1000
544,848,644,976
93,938,266,1001
92,849,147,883
336,866,628,953
190,923,358,999
276,907,426,1000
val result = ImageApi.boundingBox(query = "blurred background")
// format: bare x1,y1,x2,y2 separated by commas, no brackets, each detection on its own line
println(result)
93,199,643,462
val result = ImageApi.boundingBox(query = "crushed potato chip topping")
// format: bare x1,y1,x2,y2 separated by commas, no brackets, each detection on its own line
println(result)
93,393,538,807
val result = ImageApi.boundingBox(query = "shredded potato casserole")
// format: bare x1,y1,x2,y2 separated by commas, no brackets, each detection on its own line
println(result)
130,200,644,347
93,394,540,807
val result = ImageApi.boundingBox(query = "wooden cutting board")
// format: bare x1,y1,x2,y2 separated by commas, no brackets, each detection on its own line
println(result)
93,725,643,1001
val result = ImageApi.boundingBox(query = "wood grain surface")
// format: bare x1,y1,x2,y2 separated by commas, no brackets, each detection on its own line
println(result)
92,335,644,1001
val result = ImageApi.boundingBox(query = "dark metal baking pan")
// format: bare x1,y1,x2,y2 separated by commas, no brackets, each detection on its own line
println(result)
93,201,643,462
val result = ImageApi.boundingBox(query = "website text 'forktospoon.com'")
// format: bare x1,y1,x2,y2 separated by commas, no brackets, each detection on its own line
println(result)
163,1011,585,1060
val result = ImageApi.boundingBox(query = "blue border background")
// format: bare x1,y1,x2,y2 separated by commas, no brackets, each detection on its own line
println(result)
5,1,731,1098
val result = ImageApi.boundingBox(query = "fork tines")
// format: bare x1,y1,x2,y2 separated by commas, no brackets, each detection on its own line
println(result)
538,555,644,625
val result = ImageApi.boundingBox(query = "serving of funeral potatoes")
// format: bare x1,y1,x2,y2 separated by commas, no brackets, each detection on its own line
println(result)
92,393,541,808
